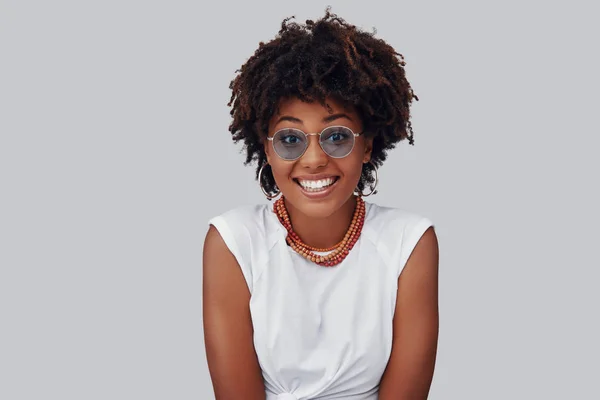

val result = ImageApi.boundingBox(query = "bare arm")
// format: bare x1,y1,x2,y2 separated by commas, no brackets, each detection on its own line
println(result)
379,226,440,400
203,225,266,400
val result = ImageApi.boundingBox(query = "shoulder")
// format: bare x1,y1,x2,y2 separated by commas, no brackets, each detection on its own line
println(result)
364,201,433,232
205,203,281,293
363,201,437,277
209,203,271,230
207,203,276,246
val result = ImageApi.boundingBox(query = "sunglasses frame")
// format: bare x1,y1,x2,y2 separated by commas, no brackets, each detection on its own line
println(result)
266,125,364,161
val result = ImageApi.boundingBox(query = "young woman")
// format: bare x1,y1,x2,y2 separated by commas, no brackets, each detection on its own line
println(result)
203,9,439,400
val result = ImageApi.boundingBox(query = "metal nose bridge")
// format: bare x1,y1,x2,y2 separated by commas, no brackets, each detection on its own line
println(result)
302,133,328,157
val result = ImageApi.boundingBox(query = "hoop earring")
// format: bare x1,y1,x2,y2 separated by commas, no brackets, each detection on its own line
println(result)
258,163,281,200
357,161,378,197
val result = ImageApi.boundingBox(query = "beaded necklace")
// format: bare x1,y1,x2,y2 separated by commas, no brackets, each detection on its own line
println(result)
273,196,366,267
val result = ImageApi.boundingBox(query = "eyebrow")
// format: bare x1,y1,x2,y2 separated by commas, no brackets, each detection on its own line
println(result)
274,113,353,126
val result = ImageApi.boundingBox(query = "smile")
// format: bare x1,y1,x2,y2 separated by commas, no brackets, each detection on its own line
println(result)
293,176,340,198
296,177,338,191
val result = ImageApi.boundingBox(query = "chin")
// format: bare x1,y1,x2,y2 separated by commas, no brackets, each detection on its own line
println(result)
284,179,354,219
295,199,341,219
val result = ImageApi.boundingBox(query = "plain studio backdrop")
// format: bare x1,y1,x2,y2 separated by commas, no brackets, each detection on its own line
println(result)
1,0,598,399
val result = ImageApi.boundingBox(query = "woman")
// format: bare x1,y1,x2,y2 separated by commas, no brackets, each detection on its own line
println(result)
203,9,439,400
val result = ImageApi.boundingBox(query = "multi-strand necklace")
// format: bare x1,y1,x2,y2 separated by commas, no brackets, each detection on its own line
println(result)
273,196,366,267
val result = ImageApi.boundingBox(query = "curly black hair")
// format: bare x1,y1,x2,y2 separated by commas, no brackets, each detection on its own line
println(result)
227,7,419,198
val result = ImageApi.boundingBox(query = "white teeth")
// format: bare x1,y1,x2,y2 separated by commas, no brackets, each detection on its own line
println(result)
297,177,336,191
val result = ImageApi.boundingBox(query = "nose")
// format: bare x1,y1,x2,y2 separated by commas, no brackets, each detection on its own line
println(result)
299,135,328,169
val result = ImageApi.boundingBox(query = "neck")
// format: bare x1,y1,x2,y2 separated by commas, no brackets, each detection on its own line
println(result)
283,195,358,249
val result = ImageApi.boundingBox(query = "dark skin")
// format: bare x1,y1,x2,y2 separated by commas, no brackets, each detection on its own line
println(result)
264,96,372,249
227,9,420,198
203,225,265,399
203,97,439,399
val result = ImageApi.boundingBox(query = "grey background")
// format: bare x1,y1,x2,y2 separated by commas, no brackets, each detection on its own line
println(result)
1,0,598,399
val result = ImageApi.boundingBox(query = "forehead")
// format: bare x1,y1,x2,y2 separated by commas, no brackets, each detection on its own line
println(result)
274,96,358,117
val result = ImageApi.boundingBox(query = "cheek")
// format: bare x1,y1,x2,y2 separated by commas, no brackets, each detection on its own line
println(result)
270,161,294,183
339,157,365,183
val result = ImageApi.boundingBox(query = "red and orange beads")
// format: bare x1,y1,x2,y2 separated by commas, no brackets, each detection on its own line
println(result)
273,196,366,267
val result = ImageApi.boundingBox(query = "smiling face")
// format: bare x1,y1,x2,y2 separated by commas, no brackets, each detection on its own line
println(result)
264,96,373,219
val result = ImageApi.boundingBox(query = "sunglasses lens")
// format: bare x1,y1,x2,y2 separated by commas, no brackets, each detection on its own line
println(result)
272,129,307,160
320,126,355,158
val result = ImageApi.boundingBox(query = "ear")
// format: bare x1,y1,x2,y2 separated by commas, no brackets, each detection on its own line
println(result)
263,137,272,165
363,136,374,163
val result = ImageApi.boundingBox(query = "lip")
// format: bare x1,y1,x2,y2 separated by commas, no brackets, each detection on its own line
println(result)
294,176,340,200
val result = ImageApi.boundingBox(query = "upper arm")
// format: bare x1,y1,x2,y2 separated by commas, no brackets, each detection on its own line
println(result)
379,226,440,400
202,224,266,400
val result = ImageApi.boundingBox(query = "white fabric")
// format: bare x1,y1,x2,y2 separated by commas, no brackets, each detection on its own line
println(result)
208,200,434,399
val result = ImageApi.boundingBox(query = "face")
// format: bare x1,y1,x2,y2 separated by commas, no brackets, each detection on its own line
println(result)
264,96,373,219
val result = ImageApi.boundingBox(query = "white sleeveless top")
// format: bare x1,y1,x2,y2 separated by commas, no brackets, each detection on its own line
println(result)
208,200,434,400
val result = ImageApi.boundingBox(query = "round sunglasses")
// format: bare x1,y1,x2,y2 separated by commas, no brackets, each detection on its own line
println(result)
267,125,363,161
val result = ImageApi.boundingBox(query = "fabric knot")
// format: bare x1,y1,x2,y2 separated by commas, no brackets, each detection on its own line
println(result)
276,394,298,400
